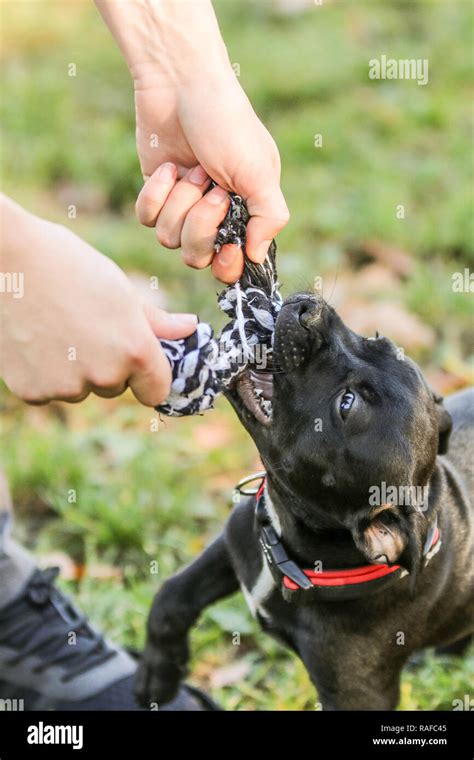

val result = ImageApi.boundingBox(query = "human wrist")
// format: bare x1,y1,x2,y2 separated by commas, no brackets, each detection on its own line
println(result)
96,0,231,87
0,195,39,267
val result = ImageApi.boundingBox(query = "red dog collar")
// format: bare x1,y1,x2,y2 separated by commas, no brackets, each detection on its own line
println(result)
253,479,441,602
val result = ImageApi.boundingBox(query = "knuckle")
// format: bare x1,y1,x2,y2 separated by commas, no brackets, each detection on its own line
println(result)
135,192,156,226
127,336,152,370
156,225,179,250
181,250,209,270
7,376,47,403
272,208,290,232
185,204,213,225
18,387,47,404
89,371,121,390
59,383,85,401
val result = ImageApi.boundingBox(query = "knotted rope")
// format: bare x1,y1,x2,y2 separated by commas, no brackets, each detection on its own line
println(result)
157,194,282,416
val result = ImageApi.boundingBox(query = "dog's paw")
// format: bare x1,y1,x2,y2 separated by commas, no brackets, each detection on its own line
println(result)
134,639,189,709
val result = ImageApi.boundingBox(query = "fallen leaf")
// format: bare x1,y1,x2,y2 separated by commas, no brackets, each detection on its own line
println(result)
426,370,471,396
39,552,77,580
210,660,251,688
351,263,401,296
87,563,123,581
193,420,234,450
324,265,401,309
39,554,123,582
352,240,413,278
339,301,435,351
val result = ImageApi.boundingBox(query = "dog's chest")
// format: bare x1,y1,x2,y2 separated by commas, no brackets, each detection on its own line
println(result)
239,560,276,620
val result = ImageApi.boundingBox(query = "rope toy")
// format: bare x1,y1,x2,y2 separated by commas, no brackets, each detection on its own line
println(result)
157,194,282,416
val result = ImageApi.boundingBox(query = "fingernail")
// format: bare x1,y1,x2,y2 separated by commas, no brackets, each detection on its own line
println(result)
157,162,176,183
218,244,239,266
188,165,208,185
255,240,271,262
206,186,228,205
173,313,198,328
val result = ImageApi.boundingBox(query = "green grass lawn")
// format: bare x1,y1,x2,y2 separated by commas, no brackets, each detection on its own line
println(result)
1,0,473,709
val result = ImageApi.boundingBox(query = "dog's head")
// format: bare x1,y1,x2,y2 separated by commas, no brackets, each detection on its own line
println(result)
226,293,451,577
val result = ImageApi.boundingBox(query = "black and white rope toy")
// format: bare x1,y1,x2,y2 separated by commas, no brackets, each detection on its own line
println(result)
157,194,282,416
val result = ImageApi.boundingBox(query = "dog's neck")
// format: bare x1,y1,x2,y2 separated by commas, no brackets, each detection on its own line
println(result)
264,477,369,569
264,461,445,571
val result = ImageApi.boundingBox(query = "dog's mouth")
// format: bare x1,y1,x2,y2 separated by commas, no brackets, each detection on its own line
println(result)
235,367,273,426
229,294,326,427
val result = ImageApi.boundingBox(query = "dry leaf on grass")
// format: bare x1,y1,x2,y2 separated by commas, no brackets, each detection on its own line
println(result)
39,553,123,582
210,660,251,689
193,420,234,450
339,301,435,351
426,370,472,396
354,240,413,278
325,264,401,309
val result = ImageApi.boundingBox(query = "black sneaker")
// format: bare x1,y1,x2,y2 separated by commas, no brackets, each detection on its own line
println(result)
0,566,220,711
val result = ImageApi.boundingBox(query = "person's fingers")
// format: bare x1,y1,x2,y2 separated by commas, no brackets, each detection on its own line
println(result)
211,244,244,284
25,385,91,405
64,389,92,404
143,163,189,182
181,185,230,270
155,165,211,250
136,162,178,227
143,302,198,340
91,382,128,400
128,306,198,406
245,184,290,263
128,334,173,407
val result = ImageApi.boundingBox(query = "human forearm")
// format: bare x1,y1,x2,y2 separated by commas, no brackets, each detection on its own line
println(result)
0,194,197,406
0,194,45,266
94,0,231,86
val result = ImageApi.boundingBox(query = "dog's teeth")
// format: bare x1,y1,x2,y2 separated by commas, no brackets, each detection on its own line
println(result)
245,368,273,421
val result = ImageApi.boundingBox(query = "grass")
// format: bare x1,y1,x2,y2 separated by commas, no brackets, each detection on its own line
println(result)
0,0,473,709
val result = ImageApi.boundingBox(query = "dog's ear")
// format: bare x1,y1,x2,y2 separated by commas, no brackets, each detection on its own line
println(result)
360,516,406,565
351,507,408,566
398,512,425,597
352,507,425,597
433,393,452,455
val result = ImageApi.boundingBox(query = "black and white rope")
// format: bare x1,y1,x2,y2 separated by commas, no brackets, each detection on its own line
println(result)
157,194,282,416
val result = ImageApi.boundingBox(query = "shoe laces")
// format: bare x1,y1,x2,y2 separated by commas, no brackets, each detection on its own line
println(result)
0,567,117,681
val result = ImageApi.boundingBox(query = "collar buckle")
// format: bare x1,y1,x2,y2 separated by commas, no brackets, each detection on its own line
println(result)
255,485,313,591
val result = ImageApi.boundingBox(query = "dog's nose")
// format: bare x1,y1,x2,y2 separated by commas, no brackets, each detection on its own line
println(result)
274,295,327,371
298,298,323,330
281,294,325,330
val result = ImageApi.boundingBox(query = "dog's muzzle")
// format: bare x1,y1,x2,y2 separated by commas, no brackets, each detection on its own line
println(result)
273,295,325,372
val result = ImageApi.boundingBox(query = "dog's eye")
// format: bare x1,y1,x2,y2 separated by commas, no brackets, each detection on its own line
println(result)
340,391,355,419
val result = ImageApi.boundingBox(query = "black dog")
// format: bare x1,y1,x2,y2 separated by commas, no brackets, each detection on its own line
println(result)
136,294,474,710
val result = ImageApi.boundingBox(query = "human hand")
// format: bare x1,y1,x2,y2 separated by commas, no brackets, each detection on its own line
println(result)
134,70,289,283
96,0,289,284
0,197,197,406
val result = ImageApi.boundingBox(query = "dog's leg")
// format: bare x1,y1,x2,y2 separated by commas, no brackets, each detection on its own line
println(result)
297,634,405,711
436,633,473,658
135,533,239,707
